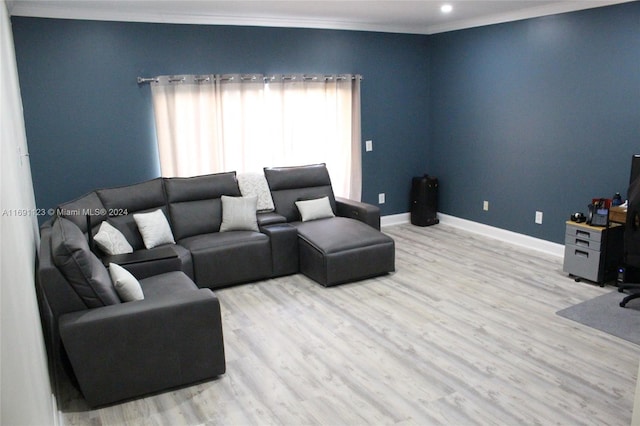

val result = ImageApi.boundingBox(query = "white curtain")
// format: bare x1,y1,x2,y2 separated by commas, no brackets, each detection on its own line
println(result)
150,74,362,200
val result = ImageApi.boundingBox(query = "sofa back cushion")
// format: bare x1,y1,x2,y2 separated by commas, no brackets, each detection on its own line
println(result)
56,191,108,234
51,217,121,308
264,164,337,222
164,172,241,241
96,178,168,250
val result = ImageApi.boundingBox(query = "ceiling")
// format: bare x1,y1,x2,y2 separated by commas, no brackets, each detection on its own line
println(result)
6,0,633,34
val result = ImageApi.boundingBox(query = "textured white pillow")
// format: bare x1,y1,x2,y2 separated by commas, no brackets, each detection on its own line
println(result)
295,196,335,222
237,172,275,212
93,221,133,255
108,263,144,302
133,209,175,249
220,196,259,232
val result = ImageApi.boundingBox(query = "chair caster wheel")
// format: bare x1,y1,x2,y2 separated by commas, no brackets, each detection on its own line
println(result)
620,302,626,307
619,287,624,292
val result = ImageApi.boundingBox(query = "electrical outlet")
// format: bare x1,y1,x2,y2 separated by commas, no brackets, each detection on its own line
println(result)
483,200,489,211
365,140,373,152
378,193,385,204
535,211,543,224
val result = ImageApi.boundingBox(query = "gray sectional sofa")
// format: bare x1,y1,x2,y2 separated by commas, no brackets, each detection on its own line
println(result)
37,163,395,407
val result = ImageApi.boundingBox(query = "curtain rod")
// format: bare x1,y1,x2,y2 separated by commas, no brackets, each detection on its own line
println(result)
137,74,362,85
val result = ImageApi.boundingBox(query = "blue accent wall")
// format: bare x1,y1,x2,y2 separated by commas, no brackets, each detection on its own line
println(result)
428,2,640,243
10,19,430,220
11,2,640,244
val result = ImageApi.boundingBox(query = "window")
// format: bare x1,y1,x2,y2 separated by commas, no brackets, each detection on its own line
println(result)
150,74,362,200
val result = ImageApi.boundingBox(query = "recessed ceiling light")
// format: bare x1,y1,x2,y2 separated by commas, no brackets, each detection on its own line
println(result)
441,4,453,13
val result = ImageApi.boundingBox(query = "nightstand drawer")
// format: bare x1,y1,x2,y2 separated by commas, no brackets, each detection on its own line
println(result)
565,223,603,243
564,234,603,251
563,245,603,283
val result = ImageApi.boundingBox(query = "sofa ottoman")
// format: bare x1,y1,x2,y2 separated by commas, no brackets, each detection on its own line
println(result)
295,217,395,286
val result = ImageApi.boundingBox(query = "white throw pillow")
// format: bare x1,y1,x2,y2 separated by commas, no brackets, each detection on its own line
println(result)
220,196,259,232
108,263,144,302
93,221,133,255
295,196,335,222
133,209,175,249
237,172,275,212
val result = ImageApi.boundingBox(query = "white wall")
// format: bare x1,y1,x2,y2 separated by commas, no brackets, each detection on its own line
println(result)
1,1,56,424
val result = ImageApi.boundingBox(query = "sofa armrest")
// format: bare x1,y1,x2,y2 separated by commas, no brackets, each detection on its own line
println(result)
257,211,287,228
59,289,225,407
261,224,299,277
335,197,381,230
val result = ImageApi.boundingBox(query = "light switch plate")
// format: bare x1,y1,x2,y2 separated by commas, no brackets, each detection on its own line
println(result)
535,211,543,224
365,140,373,152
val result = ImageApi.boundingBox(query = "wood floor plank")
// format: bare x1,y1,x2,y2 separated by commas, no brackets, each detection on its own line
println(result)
59,223,640,425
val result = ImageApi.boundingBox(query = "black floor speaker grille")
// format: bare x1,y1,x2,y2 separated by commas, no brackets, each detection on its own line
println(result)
411,175,439,226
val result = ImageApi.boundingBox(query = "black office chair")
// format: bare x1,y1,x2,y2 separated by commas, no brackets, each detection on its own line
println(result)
619,155,640,308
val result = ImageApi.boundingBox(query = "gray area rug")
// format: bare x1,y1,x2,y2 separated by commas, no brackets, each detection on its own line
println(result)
556,291,640,346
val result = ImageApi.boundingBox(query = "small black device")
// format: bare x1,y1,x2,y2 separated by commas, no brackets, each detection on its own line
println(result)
410,174,439,226
587,198,609,227
618,266,626,286
570,212,586,223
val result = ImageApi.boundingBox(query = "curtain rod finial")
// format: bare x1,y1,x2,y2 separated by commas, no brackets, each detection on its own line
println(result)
137,76,158,84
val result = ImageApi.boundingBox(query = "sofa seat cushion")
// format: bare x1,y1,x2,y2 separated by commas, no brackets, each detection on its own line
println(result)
139,271,199,299
179,230,267,250
294,217,391,253
292,217,395,286
179,232,272,288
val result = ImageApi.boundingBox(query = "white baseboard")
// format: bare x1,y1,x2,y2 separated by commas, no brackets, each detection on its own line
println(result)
380,213,410,228
381,212,564,258
52,392,61,426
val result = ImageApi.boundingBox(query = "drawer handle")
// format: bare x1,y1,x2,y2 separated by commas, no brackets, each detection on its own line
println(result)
575,238,590,247
576,230,591,238
575,249,589,258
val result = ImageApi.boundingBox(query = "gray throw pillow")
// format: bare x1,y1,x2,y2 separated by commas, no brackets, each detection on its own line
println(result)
220,196,259,232
51,217,121,308
133,209,176,249
108,263,144,302
94,221,133,255
295,196,335,222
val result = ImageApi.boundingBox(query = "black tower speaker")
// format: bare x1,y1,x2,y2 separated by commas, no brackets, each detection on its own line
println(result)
411,175,439,226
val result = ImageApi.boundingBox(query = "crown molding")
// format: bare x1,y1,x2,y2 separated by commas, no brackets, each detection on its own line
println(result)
7,1,635,35
425,0,635,34
6,2,387,31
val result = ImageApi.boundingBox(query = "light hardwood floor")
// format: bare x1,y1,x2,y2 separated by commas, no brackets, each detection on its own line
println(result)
59,223,640,425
